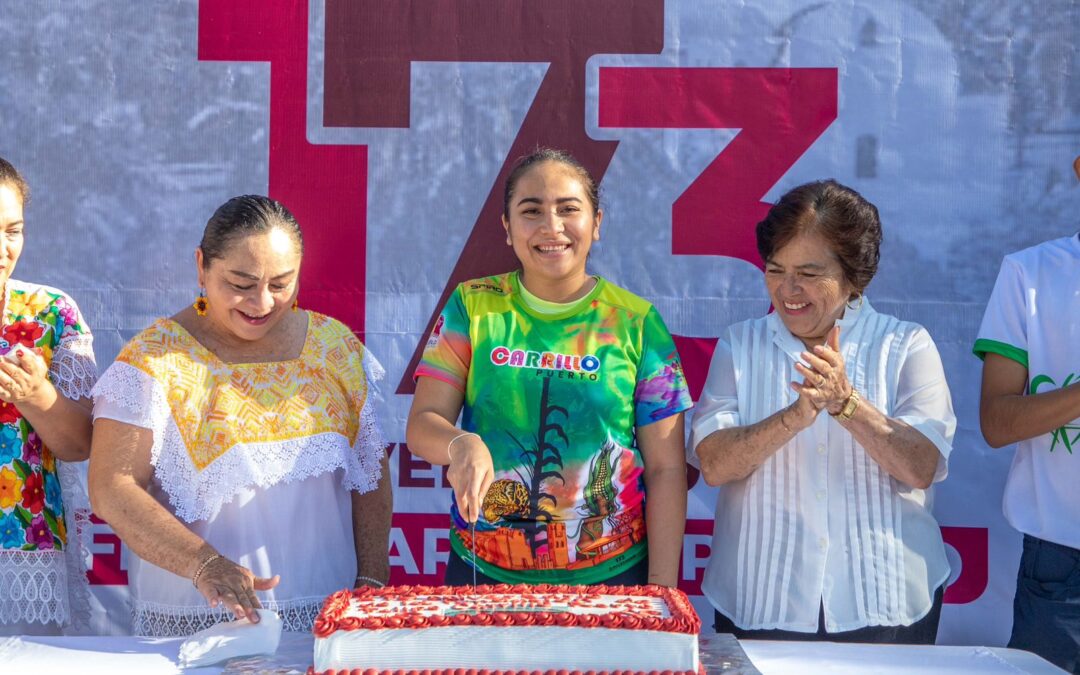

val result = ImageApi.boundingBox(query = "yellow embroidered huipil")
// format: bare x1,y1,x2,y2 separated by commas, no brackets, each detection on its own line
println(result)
92,312,386,636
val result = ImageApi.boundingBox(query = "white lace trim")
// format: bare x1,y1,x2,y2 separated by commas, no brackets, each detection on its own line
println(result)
353,347,388,493
93,362,387,523
56,460,93,634
90,361,160,428
131,595,326,636
49,333,97,401
0,550,71,626
0,471,93,631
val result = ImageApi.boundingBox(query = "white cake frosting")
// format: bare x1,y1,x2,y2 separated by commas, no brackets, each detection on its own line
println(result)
311,584,701,674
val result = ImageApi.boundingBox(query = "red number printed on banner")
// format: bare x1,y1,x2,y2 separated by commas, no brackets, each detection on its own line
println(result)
88,514,129,586
941,526,989,605
598,67,837,265
391,442,451,489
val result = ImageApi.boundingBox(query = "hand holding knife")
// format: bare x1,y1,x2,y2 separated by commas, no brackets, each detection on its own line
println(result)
446,429,492,591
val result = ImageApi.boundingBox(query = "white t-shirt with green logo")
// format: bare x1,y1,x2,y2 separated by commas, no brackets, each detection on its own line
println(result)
974,233,1080,548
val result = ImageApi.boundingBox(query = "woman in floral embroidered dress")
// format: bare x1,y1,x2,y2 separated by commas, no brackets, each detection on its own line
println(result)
88,195,392,636
0,157,97,636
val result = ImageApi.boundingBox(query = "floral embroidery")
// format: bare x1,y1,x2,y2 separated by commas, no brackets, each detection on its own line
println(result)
7,291,50,320
53,296,79,328
54,507,67,544
0,281,91,553
0,425,19,464
27,512,54,549
0,510,22,547
44,472,61,510
0,466,21,509
21,472,45,514
0,401,21,425
22,431,42,466
3,320,44,348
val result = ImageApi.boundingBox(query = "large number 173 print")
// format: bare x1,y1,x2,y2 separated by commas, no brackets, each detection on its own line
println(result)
189,0,985,606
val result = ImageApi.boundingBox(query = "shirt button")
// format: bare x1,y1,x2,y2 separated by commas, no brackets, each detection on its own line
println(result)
817,444,826,455
816,490,826,501
818,537,828,551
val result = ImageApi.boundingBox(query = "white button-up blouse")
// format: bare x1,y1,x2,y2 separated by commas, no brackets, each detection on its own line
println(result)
689,301,956,633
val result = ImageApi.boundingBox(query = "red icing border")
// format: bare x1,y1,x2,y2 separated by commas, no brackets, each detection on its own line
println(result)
313,584,701,639
308,665,704,669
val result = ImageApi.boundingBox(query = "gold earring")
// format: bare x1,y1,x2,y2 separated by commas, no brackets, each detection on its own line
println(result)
193,289,209,316
846,294,864,311
291,298,299,312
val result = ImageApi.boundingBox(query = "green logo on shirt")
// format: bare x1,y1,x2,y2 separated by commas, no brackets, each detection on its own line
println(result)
1031,373,1080,453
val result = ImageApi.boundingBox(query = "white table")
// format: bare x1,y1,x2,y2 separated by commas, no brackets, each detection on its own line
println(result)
0,631,1065,674
737,639,1063,674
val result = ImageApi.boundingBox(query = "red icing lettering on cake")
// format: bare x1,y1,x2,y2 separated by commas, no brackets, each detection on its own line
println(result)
314,584,699,637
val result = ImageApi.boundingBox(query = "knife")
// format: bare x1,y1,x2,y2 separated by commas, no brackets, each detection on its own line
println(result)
470,520,477,588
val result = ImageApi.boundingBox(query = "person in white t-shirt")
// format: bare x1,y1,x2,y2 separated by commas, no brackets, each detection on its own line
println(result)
690,179,955,643
974,156,1080,672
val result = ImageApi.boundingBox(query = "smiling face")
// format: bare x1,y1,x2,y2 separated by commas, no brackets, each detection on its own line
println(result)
764,230,854,348
196,227,301,343
501,160,601,301
0,183,25,291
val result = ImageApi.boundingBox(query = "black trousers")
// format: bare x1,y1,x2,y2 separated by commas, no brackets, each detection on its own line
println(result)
713,585,944,644
444,549,649,587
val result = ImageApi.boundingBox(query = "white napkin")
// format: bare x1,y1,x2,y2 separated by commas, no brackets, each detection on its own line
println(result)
177,609,283,667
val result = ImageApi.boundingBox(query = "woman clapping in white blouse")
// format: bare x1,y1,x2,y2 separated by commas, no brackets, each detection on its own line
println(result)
690,180,955,644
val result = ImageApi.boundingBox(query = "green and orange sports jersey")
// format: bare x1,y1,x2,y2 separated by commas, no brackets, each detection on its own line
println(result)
414,271,692,584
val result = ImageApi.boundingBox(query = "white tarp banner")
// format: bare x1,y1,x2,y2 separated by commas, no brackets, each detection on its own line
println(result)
1,0,1077,646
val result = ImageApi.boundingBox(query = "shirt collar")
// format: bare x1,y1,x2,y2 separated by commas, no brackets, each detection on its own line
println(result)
768,297,874,361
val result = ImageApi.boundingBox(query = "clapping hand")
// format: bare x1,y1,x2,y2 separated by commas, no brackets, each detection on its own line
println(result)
0,347,49,405
791,326,853,416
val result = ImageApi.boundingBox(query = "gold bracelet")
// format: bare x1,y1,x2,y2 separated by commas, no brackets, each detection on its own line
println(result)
191,553,222,588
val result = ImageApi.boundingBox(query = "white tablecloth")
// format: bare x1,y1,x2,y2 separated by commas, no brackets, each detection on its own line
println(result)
738,640,1063,674
0,631,1065,674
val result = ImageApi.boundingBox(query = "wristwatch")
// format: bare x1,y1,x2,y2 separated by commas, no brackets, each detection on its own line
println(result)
831,389,860,421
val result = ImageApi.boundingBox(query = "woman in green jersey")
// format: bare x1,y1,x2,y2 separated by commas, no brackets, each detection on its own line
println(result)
408,149,692,588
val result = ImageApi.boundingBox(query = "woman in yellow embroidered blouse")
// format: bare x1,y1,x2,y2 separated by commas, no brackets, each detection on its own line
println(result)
88,195,392,636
